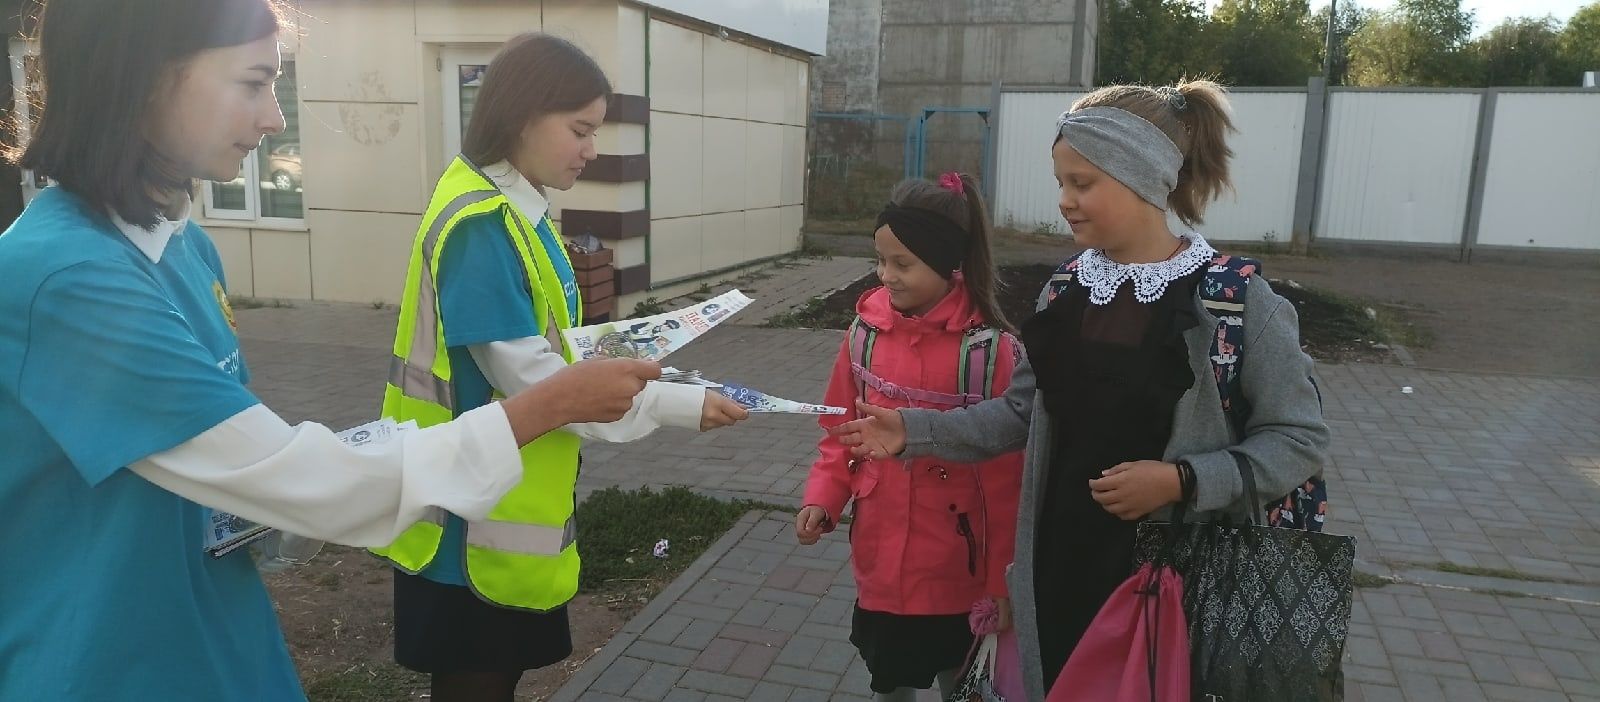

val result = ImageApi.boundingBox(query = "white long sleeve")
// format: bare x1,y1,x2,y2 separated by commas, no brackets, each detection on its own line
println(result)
468,336,704,442
130,403,524,547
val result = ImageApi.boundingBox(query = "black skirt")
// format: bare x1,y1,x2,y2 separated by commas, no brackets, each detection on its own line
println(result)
392,569,573,674
851,605,974,693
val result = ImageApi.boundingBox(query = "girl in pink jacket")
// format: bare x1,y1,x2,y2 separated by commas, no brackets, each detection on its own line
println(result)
796,173,1024,702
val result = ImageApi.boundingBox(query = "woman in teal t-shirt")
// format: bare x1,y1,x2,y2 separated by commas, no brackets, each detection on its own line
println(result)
0,1,658,699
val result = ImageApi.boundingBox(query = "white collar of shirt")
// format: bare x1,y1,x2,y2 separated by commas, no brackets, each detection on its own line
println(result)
480,161,551,224
109,197,193,264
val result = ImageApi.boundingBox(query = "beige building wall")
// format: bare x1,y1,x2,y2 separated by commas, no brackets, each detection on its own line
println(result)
644,18,809,302
203,1,808,309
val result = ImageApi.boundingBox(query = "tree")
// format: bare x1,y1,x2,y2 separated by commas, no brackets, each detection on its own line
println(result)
1346,0,1477,86
1203,0,1323,85
1097,0,1210,85
1311,2,1372,85
1560,2,1600,76
1400,0,1477,82
1469,16,1572,86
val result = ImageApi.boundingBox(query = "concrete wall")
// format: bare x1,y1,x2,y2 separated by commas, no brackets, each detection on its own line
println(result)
809,0,882,113
809,0,1096,179
645,18,809,305
194,0,809,305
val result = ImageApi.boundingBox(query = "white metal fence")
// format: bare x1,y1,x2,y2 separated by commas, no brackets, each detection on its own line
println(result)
992,85,1600,253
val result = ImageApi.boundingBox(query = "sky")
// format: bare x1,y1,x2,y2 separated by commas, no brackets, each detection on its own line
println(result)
1204,0,1593,35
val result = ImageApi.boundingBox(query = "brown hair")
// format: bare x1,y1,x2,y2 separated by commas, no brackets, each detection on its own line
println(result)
888,174,1012,334
10,0,284,228
461,33,612,168
1070,78,1236,227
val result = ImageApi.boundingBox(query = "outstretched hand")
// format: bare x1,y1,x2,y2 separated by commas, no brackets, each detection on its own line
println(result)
827,400,907,460
700,390,750,431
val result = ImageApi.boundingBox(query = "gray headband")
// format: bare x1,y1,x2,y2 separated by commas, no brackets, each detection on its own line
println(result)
1054,106,1183,211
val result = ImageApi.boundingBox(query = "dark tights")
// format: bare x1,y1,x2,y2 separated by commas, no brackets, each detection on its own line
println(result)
429,671,523,702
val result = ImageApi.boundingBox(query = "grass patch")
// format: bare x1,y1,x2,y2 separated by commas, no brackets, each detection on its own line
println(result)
1351,571,1392,589
685,283,714,303
799,240,834,260
631,297,667,317
801,218,876,237
1272,282,1386,348
310,572,341,591
577,486,784,595
229,295,295,310
1271,280,1427,361
304,664,427,702
761,295,857,330
1429,561,1566,584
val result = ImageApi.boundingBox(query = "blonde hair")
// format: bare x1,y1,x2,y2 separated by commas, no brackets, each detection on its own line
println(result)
1070,78,1236,226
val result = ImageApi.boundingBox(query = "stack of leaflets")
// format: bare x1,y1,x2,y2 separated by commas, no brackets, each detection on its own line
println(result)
715,382,846,415
202,418,415,559
563,289,753,362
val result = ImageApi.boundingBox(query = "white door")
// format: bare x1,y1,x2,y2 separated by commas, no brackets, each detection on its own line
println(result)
440,46,499,163
9,39,45,203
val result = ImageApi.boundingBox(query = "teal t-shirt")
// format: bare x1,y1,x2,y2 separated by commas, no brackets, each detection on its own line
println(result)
419,210,580,586
0,188,303,699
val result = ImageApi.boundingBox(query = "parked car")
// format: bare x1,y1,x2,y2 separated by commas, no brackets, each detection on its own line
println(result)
267,143,301,191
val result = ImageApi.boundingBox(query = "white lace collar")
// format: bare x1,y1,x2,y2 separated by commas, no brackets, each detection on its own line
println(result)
1075,232,1217,305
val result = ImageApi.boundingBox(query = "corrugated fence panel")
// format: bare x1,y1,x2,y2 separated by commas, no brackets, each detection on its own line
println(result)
994,91,1083,234
1195,91,1305,243
995,90,1305,243
1476,92,1600,251
1316,91,1481,245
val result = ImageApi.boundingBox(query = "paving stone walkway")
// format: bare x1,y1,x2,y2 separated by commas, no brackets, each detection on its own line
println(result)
236,256,1600,701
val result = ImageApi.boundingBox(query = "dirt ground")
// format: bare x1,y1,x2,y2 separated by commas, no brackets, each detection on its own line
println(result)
267,546,631,701
796,261,1398,364
809,228,1600,378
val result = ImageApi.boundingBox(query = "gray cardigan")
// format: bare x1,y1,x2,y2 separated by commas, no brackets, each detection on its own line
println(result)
900,275,1330,701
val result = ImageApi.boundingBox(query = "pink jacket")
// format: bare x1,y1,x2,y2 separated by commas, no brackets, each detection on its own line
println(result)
805,283,1024,615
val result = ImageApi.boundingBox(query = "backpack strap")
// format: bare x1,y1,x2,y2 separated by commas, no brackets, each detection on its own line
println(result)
1044,252,1086,305
849,315,999,409
958,326,1002,404
847,315,878,408
1198,254,1261,440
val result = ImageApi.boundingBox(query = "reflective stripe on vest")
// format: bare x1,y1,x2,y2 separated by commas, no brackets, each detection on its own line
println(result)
388,188,501,407
468,514,579,556
407,508,580,556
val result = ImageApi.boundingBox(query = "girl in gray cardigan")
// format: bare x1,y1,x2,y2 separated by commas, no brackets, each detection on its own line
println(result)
831,80,1331,701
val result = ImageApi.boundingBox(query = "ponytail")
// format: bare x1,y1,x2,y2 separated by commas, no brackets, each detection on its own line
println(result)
956,174,1011,334
1169,79,1235,227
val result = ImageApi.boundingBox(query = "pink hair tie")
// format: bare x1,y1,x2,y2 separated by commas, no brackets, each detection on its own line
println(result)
937,172,966,199
969,596,1001,635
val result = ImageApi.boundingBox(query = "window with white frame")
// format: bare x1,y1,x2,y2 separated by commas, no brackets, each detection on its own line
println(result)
205,59,303,223
9,39,47,204
441,47,497,162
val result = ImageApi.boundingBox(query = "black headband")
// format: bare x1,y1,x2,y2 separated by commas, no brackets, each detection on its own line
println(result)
875,204,968,279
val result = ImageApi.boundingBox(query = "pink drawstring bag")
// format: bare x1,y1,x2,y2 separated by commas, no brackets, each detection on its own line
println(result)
1048,563,1190,702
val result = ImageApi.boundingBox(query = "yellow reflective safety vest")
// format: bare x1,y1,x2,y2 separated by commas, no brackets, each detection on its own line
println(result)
372,155,584,611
